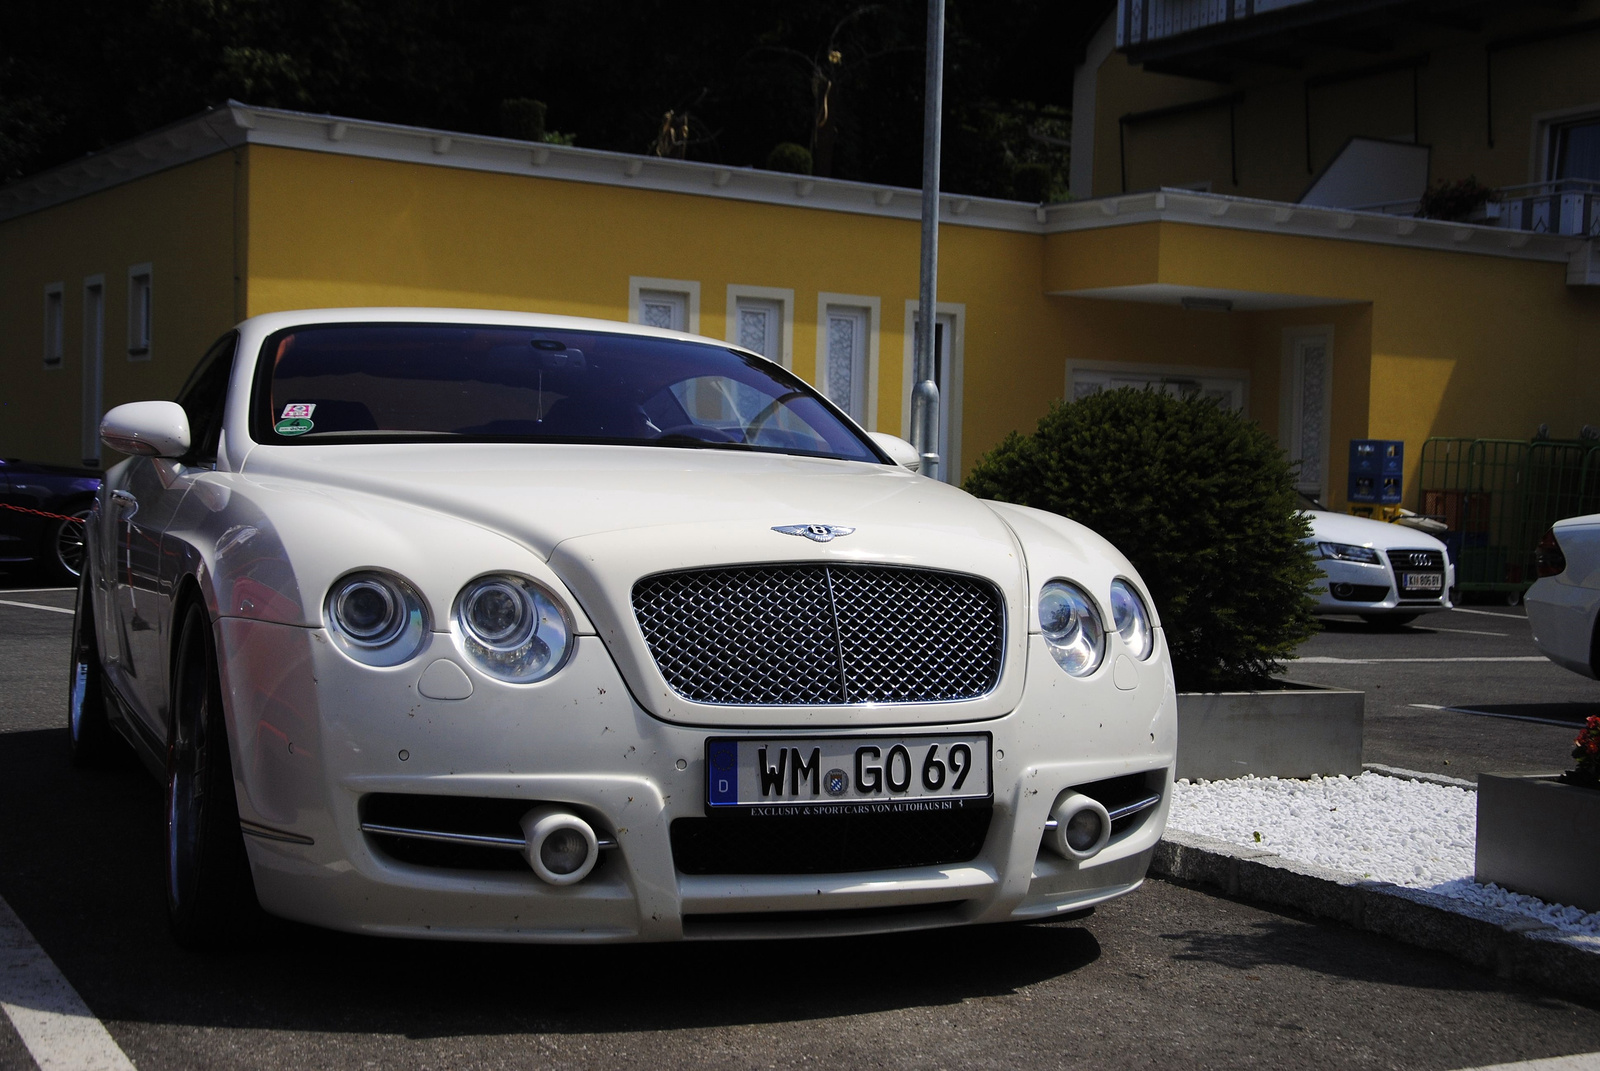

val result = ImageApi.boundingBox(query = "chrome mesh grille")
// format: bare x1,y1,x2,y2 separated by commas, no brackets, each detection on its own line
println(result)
632,564,1004,705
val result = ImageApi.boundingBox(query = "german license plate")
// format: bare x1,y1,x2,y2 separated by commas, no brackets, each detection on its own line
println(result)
705,734,992,816
1402,572,1443,592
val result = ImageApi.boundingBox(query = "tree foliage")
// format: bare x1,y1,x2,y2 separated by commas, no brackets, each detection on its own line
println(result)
0,0,1107,199
963,389,1320,692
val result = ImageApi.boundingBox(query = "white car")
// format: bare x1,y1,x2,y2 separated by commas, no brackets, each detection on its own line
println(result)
69,308,1176,947
1526,514,1600,677
1301,497,1454,626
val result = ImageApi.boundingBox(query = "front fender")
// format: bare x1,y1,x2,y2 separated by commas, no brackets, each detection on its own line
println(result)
160,473,596,635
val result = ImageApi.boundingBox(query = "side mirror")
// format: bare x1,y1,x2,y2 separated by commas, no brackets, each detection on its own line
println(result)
868,432,921,473
101,401,191,459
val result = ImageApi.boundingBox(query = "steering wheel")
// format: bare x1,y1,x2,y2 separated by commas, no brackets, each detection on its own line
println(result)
656,424,739,443
744,390,807,443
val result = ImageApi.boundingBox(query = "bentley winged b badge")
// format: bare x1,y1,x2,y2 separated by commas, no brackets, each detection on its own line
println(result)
772,523,856,543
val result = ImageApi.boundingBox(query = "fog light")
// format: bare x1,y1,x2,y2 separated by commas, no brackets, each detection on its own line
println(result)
1065,808,1104,853
1045,791,1113,861
1330,582,1355,599
540,828,589,875
520,806,600,885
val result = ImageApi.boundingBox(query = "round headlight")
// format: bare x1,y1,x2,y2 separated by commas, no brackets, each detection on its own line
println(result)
454,575,572,682
326,571,428,666
1110,579,1154,660
1038,580,1105,677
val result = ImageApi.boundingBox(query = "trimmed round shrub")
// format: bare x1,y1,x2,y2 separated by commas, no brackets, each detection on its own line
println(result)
764,142,813,175
964,388,1319,691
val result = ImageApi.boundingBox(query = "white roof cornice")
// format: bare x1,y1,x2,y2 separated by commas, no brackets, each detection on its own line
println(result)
0,104,1587,272
1039,188,1585,265
0,109,245,224
230,103,1043,232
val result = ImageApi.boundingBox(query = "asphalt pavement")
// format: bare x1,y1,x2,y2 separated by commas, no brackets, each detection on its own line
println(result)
1,572,1598,1069
1286,604,1600,781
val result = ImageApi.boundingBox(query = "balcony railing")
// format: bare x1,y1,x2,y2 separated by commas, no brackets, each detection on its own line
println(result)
1344,179,1600,237
1118,0,1316,50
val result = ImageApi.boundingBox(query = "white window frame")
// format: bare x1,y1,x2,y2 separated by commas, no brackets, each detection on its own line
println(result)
1064,358,1250,414
1280,325,1335,499
83,275,106,466
817,293,880,430
127,262,153,361
900,300,965,484
1530,102,1600,183
44,283,65,370
725,284,794,369
628,276,700,334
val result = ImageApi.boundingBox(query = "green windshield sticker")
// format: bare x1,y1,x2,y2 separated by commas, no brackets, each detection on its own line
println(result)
275,417,314,436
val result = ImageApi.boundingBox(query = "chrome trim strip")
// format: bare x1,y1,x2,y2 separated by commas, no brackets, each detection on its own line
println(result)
1106,794,1163,822
1042,793,1163,831
360,822,618,851
240,820,315,846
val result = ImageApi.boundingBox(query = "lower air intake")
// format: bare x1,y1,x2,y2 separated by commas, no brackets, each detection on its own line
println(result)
670,807,993,875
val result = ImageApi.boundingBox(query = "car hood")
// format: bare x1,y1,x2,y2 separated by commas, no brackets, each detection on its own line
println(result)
239,442,1017,563
1304,509,1446,550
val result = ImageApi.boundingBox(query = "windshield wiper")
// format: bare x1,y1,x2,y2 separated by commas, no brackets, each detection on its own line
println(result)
650,434,757,451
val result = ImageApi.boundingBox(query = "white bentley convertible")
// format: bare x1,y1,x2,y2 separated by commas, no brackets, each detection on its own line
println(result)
70,308,1176,946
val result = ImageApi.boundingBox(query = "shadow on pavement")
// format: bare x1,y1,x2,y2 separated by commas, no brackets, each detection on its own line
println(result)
1156,908,1589,1007
2,726,1100,1039
1447,703,1598,729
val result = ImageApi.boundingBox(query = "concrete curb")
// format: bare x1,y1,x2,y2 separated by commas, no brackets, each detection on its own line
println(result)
1150,828,1600,1002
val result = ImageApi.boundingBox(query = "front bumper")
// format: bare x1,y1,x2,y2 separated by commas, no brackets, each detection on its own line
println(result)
215,618,1177,942
1311,557,1453,616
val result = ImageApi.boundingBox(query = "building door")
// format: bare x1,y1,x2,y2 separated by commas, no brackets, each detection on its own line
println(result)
1282,328,1333,499
81,277,104,467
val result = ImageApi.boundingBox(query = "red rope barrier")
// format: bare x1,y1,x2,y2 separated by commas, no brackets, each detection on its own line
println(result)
0,503,86,524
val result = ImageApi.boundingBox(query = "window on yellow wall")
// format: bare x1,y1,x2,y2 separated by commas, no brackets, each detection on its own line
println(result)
638,289,687,331
44,284,64,370
1549,117,1600,184
734,297,782,363
128,263,153,360
822,305,869,422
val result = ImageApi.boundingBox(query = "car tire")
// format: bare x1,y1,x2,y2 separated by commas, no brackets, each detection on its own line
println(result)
45,505,92,586
1361,613,1419,628
166,601,259,950
68,571,126,768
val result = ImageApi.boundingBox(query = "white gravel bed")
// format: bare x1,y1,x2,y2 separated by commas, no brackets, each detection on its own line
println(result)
1167,773,1600,942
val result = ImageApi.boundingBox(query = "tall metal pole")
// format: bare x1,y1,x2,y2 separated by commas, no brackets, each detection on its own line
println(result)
912,0,945,481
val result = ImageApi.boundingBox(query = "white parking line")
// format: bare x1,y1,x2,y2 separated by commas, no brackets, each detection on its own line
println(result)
1425,626,1508,637
0,587,73,595
0,893,136,1070
1297,656,1548,664
1447,607,1528,620
1453,1053,1600,1070
0,599,73,616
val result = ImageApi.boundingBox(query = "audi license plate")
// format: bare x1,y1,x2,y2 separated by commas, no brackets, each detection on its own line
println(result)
1402,572,1443,592
705,734,992,816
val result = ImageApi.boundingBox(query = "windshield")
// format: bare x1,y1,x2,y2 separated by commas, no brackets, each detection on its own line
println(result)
251,323,884,463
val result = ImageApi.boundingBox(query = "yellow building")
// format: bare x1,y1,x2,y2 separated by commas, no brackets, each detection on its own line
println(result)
4,9,1600,526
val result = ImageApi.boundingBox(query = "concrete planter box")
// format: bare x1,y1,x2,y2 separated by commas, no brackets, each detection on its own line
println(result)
1175,681,1364,781
1476,773,1600,914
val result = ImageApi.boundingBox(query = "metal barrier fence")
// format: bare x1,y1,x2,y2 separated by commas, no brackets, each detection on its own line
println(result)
1418,437,1600,596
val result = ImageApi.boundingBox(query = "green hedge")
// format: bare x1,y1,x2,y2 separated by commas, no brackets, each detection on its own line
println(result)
964,388,1318,691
